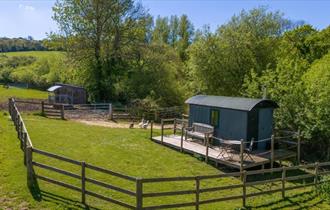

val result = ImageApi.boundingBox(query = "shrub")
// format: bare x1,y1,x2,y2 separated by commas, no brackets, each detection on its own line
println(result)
318,175,330,201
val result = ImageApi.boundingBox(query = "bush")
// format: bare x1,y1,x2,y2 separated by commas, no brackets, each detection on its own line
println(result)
318,175,330,201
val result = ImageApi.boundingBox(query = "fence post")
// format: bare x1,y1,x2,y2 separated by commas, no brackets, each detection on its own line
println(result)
60,105,65,120
26,146,34,188
297,131,301,164
195,176,200,210
136,178,143,210
154,111,158,122
23,132,27,166
109,103,113,120
15,114,19,131
242,170,247,208
20,119,23,139
180,127,184,152
205,134,209,163
161,120,164,145
314,162,319,187
81,161,86,204
281,166,286,198
173,119,177,135
240,139,244,179
41,101,45,115
150,121,153,140
18,120,22,141
8,98,11,115
271,134,275,169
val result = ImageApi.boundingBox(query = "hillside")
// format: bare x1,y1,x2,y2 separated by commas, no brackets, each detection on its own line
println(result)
0,51,75,88
0,86,47,102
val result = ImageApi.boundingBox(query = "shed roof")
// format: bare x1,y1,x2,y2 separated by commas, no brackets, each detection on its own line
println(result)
47,85,62,92
185,95,278,111
55,83,85,90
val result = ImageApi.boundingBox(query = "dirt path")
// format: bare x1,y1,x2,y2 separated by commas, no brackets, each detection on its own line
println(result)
72,119,162,129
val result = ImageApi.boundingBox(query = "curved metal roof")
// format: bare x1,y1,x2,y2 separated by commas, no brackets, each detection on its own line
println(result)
47,85,62,92
185,95,278,111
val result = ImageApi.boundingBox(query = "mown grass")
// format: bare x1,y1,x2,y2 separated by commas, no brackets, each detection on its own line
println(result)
0,86,48,102
0,112,86,209
4,113,324,210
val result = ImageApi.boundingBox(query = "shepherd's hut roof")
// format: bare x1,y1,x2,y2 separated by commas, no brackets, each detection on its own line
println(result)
185,95,278,111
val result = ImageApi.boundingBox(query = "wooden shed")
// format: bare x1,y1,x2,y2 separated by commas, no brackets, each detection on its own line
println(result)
185,95,279,150
47,83,87,104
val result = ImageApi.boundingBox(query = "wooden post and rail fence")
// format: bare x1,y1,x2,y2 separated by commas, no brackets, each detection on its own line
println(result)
8,98,330,209
13,98,65,119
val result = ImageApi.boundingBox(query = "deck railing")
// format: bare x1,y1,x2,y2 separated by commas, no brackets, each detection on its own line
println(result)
153,118,301,173
7,98,330,209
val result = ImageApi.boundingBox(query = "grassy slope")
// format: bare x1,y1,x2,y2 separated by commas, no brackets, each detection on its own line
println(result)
2,51,65,58
18,114,328,210
0,86,328,209
0,51,64,103
0,111,328,209
0,112,83,210
0,86,48,102
0,51,73,92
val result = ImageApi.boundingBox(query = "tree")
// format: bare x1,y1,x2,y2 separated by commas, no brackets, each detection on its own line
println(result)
152,16,170,44
168,15,179,47
177,15,194,61
303,52,330,158
53,0,148,101
242,25,330,158
120,44,184,106
188,7,293,97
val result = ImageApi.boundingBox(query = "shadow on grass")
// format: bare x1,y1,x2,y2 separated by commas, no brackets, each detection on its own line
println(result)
28,169,42,201
250,190,324,210
246,167,315,185
29,172,99,210
39,190,100,210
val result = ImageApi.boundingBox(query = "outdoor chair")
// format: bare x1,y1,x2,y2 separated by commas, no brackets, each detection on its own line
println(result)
215,137,240,161
243,138,255,161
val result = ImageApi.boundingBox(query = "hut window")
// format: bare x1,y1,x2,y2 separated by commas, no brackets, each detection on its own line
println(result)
210,109,219,128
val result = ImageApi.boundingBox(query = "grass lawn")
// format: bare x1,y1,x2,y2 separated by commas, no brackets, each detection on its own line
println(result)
0,113,322,210
0,86,48,102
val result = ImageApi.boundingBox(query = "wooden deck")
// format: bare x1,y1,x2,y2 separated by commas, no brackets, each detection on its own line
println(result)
152,134,296,170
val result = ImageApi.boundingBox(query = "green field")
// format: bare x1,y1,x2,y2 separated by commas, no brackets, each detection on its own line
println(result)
2,51,65,58
0,51,74,89
1,110,329,209
0,86,48,102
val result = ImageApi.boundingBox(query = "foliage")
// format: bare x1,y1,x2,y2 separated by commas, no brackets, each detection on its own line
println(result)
318,175,330,202
0,51,75,88
303,52,330,152
0,37,48,52
52,0,193,104
119,44,184,106
243,25,330,158
53,0,150,102
187,7,293,96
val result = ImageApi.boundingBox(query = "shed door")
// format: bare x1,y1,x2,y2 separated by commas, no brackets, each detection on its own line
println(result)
258,108,273,150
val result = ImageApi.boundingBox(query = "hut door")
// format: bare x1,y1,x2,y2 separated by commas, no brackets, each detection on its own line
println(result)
258,108,273,150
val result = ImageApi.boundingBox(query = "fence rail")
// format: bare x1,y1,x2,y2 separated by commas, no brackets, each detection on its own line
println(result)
7,97,330,209
153,118,301,172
